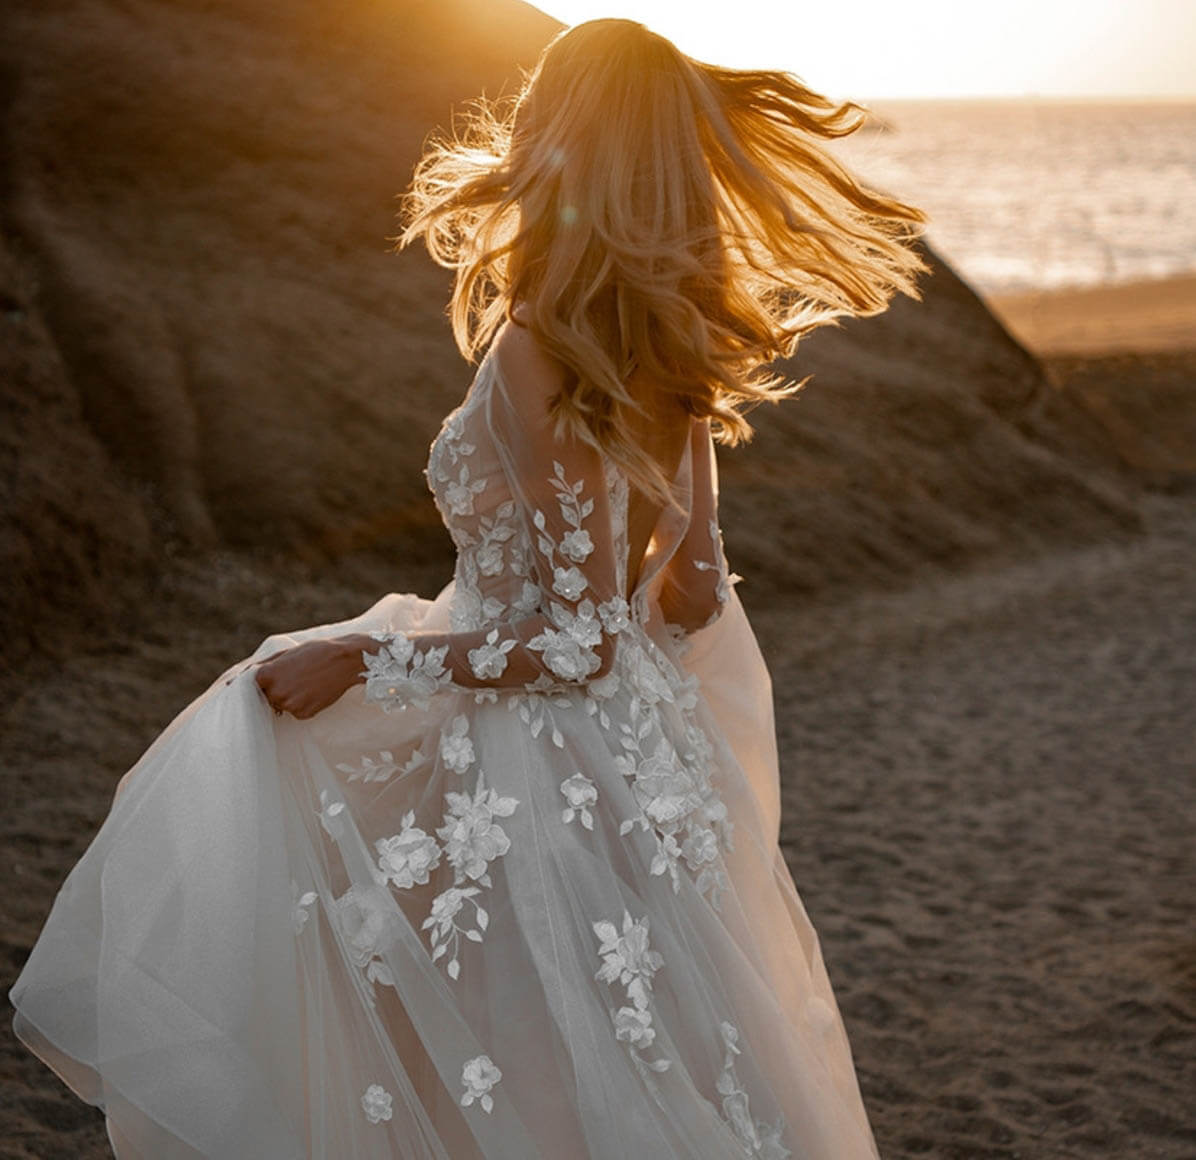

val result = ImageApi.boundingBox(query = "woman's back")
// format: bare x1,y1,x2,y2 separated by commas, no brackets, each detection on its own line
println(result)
497,310,694,602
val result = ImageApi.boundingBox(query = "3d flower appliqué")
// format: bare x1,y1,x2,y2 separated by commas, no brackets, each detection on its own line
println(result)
361,1083,394,1125
375,812,441,889
560,772,598,829
460,1054,502,1113
332,885,399,990
715,1020,791,1159
362,632,452,712
436,772,519,886
468,629,516,680
592,909,670,1077
439,715,476,774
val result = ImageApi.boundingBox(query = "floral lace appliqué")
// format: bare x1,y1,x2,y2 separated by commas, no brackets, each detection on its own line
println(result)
439,715,476,775
461,1054,502,1113
361,1083,394,1125
560,772,598,829
716,1021,790,1159
332,885,399,991
376,811,441,889
592,909,671,1078
335,746,428,785
362,632,452,711
611,642,734,908
419,771,519,980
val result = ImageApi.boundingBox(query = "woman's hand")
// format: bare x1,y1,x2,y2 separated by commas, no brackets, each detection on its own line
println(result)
254,638,368,720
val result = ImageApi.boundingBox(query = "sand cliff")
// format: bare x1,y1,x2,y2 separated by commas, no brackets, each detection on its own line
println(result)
0,0,1141,676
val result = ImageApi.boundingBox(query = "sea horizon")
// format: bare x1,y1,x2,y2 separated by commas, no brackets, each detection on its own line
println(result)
827,96,1196,297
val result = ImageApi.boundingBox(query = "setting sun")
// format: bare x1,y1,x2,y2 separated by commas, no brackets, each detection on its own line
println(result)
533,0,1196,99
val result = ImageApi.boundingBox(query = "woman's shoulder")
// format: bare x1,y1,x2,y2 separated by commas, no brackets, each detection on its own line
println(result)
491,309,570,411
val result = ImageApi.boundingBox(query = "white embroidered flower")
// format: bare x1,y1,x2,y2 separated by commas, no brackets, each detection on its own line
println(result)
332,886,397,968
481,595,507,621
554,599,603,648
597,596,631,634
634,743,702,825
444,465,486,516
362,634,452,712
428,885,468,924
612,1004,656,1048
437,773,520,885
552,565,588,601
291,881,318,934
376,812,441,889
527,627,600,682
588,671,621,701
468,629,516,680
722,1089,758,1149
625,646,675,705
476,541,504,576
451,584,483,630
361,1083,393,1125
369,628,414,659
439,715,475,774
460,1054,502,1113
560,773,598,829
681,825,719,868
593,909,664,1000
513,580,540,613
715,1020,791,1158
593,909,671,1073
559,528,594,562
673,673,700,713
701,795,729,828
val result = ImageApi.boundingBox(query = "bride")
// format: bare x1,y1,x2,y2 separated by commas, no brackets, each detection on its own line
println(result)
10,17,924,1159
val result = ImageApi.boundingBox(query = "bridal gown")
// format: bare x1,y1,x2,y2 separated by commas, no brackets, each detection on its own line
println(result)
10,342,882,1159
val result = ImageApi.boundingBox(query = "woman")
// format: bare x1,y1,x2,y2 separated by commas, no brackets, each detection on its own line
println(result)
11,18,925,1159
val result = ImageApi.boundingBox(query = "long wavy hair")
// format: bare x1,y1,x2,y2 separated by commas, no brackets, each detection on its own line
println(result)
399,18,927,504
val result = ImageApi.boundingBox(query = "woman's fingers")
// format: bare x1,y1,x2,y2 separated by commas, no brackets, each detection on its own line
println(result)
254,662,291,714
256,675,323,719
251,642,345,719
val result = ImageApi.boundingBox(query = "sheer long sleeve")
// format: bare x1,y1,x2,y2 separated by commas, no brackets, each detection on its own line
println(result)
360,357,631,711
657,419,736,637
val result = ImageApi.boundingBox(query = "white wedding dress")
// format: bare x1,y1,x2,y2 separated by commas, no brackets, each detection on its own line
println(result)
11,342,881,1159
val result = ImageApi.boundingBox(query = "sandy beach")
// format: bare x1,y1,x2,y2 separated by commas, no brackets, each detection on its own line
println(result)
2,274,1193,1158
988,274,1196,356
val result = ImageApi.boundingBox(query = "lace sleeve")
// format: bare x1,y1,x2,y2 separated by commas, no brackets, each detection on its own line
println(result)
360,355,629,712
658,419,736,637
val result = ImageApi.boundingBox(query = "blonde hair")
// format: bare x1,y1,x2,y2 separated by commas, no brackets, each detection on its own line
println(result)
399,18,927,504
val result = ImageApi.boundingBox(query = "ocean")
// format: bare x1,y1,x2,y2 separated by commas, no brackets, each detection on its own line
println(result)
827,99,1196,296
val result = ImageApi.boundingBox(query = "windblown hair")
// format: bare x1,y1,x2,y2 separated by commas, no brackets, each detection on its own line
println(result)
399,18,927,504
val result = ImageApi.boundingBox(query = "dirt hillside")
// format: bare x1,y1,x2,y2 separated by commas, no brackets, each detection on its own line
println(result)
0,0,1138,670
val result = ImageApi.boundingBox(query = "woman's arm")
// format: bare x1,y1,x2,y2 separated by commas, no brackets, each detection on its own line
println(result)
257,326,630,718
656,419,734,636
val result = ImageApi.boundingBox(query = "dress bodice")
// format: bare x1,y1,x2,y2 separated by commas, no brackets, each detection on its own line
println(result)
424,349,700,638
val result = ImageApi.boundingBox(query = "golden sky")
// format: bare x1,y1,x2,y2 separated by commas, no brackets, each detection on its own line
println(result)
534,0,1196,99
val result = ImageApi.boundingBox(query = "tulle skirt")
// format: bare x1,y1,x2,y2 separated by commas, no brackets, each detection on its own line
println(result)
10,583,881,1159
